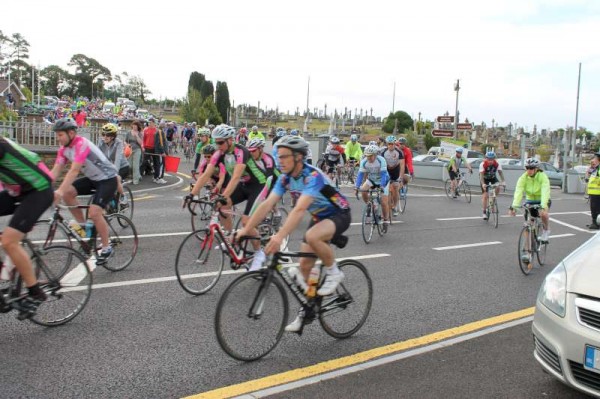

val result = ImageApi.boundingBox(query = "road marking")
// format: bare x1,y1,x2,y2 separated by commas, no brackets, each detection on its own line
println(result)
178,172,192,179
549,233,575,239
134,195,158,202
187,307,535,399
549,217,596,234
350,221,403,226
130,174,184,194
437,211,590,221
433,241,502,250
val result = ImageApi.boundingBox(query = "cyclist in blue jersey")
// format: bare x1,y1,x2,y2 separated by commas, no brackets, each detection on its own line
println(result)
355,144,391,224
237,135,350,332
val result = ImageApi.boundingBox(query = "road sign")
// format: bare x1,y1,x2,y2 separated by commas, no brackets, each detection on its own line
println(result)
431,129,454,137
436,116,454,123
456,123,473,130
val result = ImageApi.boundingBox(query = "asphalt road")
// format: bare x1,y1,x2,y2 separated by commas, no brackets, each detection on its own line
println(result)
0,162,596,399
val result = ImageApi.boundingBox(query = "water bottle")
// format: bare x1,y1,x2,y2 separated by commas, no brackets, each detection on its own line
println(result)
85,220,95,238
306,266,321,298
287,267,308,293
0,256,15,281
68,220,86,238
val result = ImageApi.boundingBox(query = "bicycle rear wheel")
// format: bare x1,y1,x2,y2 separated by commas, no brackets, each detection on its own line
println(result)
319,259,373,338
102,214,138,271
116,185,134,225
536,222,548,266
462,182,472,203
444,179,453,199
175,229,225,295
518,226,534,275
361,203,375,244
215,271,288,361
399,185,407,214
492,198,499,228
30,245,92,327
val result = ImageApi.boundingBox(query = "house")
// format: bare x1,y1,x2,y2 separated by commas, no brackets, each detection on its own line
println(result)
0,79,27,110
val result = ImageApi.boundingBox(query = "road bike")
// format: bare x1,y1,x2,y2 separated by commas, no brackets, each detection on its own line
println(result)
214,237,373,361
0,232,92,326
85,181,134,225
517,203,548,275
484,182,503,228
340,160,358,186
445,172,472,203
357,188,387,244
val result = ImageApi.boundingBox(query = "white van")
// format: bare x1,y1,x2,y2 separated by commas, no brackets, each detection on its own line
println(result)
102,102,115,113
427,146,441,156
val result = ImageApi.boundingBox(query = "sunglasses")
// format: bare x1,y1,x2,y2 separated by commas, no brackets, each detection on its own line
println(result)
215,140,227,145
525,166,537,170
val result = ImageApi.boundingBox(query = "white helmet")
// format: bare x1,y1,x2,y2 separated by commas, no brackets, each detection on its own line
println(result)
524,158,540,168
247,138,265,150
276,135,309,155
364,145,379,155
330,136,340,144
211,124,236,139
368,141,377,146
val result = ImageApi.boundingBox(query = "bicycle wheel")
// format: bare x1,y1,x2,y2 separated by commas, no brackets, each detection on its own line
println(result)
175,229,225,295
492,198,499,228
190,201,213,231
215,271,288,361
376,203,386,236
361,203,375,244
102,214,138,271
399,185,408,214
31,219,73,248
30,245,92,327
444,179,453,199
536,222,548,266
348,167,355,185
518,226,534,275
116,185,134,225
319,259,373,338
462,182,472,203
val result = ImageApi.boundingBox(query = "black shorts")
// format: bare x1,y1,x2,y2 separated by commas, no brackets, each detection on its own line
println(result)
481,178,499,193
525,200,552,219
73,177,118,209
230,183,264,216
0,188,54,233
388,166,401,182
325,160,339,173
118,166,130,180
449,170,459,180
303,209,351,244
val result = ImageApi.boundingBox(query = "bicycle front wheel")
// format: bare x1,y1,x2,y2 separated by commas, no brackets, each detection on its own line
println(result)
102,214,138,271
361,203,375,244
117,185,134,225
30,245,92,327
215,271,288,361
319,259,373,338
518,226,534,275
190,200,213,231
31,219,73,248
175,229,225,295
536,222,548,266
462,182,472,203
444,179,453,199
492,198,499,228
399,185,407,214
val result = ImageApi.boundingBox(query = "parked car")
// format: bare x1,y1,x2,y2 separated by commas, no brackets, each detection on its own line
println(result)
498,158,522,167
532,232,600,398
413,154,438,162
539,162,564,187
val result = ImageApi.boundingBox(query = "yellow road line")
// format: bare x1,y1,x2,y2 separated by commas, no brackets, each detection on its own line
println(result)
178,172,192,179
186,307,535,399
134,195,158,201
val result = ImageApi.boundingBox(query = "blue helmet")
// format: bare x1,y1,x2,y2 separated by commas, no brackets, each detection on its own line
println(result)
456,147,464,154
486,151,496,159
386,135,396,144
350,134,358,141
290,129,298,136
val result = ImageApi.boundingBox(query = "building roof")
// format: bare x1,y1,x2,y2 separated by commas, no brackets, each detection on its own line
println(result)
0,79,27,100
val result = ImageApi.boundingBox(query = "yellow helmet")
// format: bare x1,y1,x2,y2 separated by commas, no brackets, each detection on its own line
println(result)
101,123,118,136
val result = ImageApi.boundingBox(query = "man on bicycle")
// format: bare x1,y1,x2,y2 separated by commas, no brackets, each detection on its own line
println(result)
237,135,350,332
479,151,505,220
447,147,472,198
0,137,54,316
50,118,119,264
345,134,363,164
324,136,345,180
355,144,391,224
509,158,552,242
380,136,405,216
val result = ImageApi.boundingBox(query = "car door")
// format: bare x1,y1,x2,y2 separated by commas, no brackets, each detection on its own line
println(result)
542,163,561,186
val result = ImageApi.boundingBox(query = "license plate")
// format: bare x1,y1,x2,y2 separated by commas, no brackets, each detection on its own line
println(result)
584,345,600,373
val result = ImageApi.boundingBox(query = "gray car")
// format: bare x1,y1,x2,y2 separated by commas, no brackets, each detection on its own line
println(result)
532,232,600,397
539,162,564,187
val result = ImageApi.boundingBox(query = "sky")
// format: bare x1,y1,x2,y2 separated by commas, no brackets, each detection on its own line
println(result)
2,0,600,131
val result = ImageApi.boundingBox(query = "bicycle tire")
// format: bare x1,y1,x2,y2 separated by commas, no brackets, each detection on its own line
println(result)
518,226,534,275
361,203,374,244
175,229,225,295
31,219,73,248
215,271,288,361
190,200,213,231
444,179,453,199
462,182,472,203
376,201,386,236
319,259,373,339
29,245,92,327
536,220,547,266
101,214,138,271
116,185,134,224
399,185,407,214
492,198,499,228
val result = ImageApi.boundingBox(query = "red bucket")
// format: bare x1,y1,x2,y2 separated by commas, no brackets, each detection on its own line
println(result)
164,156,180,173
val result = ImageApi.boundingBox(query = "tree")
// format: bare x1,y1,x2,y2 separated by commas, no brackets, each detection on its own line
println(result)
215,81,230,123
403,130,418,149
424,131,440,150
188,72,205,93
382,111,413,134
200,80,214,102
41,65,71,96
180,89,205,123
128,75,151,103
202,96,222,125
68,54,112,97
9,33,30,85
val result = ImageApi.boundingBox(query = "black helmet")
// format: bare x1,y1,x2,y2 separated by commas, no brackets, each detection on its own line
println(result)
52,118,78,132
202,144,216,155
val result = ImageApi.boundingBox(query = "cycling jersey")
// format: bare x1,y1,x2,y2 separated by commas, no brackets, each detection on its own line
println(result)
209,144,266,185
55,136,118,181
195,139,213,155
235,133,248,146
355,156,390,187
183,128,194,141
479,160,502,181
325,144,345,163
254,153,280,179
0,137,53,196
273,163,350,220
448,156,467,171
400,146,413,174
248,131,265,141
380,147,404,169
98,138,130,170
199,158,229,186
345,141,363,160
511,171,551,209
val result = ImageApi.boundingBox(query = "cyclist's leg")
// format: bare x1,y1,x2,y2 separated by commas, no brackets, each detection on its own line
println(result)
89,177,119,249
67,177,91,223
481,182,488,214
382,183,390,221
361,179,374,203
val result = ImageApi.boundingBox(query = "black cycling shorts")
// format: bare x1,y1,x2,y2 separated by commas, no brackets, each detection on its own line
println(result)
73,176,118,209
0,188,53,233
525,200,552,219
303,209,351,244
481,178,499,193
388,166,401,182
449,170,459,180
230,183,264,216
118,166,130,180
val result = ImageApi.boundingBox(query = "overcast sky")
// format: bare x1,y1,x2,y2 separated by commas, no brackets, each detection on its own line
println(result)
3,0,599,131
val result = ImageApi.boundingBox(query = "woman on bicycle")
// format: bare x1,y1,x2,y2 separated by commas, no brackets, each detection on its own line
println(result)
196,144,228,194
98,123,130,205
509,158,551,242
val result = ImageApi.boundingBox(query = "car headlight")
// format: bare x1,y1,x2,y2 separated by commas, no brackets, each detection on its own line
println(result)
537,263,567,317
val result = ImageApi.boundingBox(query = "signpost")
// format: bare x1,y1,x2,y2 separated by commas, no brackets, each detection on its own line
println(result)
456,123,473,130
436,116,454,123
431,129,454,137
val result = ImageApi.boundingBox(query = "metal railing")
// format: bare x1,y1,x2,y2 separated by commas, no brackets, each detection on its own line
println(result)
0,120,103,148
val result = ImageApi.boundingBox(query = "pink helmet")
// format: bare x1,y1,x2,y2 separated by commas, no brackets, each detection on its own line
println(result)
239,127,248,134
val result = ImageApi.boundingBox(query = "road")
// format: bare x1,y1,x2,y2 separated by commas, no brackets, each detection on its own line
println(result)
0,162,595,398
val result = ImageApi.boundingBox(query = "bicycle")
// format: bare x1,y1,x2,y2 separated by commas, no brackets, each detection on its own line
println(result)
85,181,134,225
517,203,548,275
0,232,92,325
396,179,409,214
183,140,194,162
357,188,387,244
32,204,138,272
484,182,503,228
445,172,472,203
214,237,373,361
340,160,358,185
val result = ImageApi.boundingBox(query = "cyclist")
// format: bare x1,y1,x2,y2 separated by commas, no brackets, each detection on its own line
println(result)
50,118,118,264
396,137,413,195
193,128,213,172
165,122,178,154
291,129,313,164
182,123,195,155
98,123,130,206
346,134,363,162
196,144,228,193
479,151,505,220
248,138,282,225
0,137,54,316
186,124,268,271
509,158,551,242
380,136,404,216
447,147,472,198
586,152,600,230
324,136,346,181
248,125,265,142
355,144,391,224
235,127,249,146
236,135,350,332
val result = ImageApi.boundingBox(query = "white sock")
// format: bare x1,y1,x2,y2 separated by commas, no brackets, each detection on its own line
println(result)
326,263,340,274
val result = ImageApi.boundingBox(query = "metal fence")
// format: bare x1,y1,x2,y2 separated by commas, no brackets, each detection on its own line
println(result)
0,120,103,147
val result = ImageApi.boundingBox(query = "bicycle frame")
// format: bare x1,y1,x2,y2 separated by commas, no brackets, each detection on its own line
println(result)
44,206,98,256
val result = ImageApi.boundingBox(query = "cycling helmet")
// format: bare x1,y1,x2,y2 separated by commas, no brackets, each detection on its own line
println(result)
276,135,309,155
239,127,248,134
364,145,379,155
368,140,377,146
456,147,464,154
211,124,236,139
208,124,215,130
290,129,298,136
52,118,78,132
330,136,340,144
251,125,258,131
101,123,118,136
202,144,216,155
524,158,540,168
398,137,407,144
197,128,210,136
276,130,286,137
385,135,396,144
350,134,358,141
485,151,496,159
247,138,265,151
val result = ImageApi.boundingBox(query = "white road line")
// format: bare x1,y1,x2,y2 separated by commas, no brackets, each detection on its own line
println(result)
66,253,391,291
549,217,596,234
437,211,590,221
433,241,502,251
350,221,403,226
549,233,576,239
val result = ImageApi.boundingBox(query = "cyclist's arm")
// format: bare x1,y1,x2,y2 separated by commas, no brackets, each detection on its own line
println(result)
277,193,314,239
241,182,283,233
215,164,227,191
191,160,218,196
355,160,367,188
511,174,526,209
498,170,505,183
113,140,124,170
57,162,83,195
540,173,551,209
379,157,389,187
399,159,405,182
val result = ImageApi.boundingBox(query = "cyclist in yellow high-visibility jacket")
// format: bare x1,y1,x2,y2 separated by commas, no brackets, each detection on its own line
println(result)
586,152,600,230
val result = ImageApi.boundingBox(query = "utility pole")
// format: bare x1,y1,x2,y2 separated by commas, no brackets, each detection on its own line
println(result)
306,76,310,116
563,63,582,193
454,79,460,139
392,81,396,113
